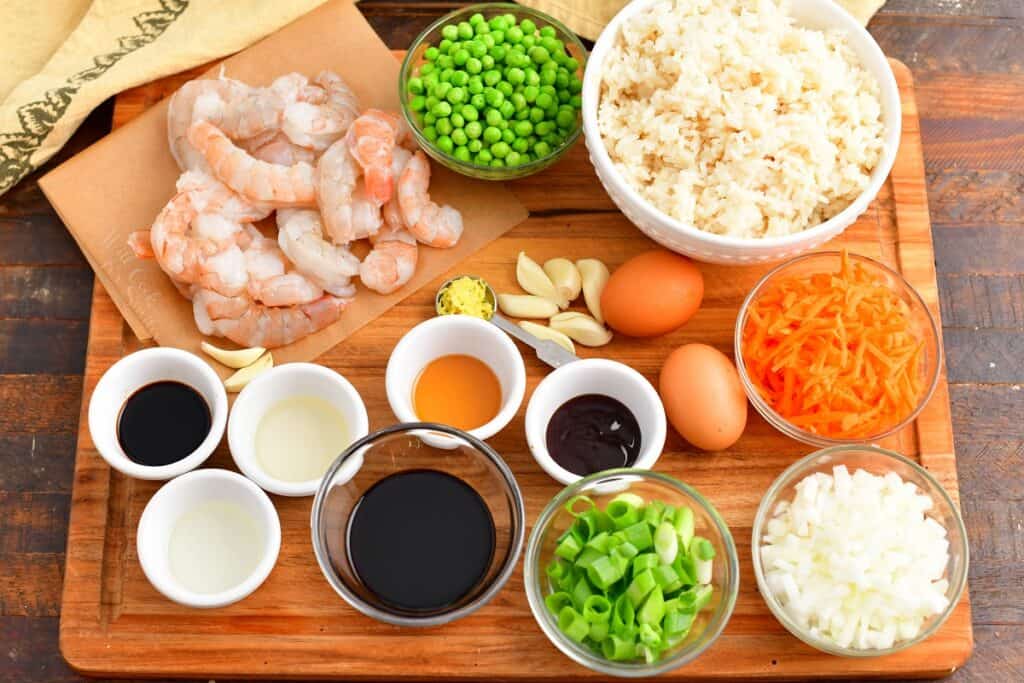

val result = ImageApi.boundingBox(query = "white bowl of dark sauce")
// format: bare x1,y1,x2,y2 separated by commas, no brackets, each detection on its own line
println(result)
88,347,228,480
525,358,667,485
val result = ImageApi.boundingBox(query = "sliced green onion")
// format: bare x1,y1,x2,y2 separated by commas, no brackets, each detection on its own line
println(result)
652,563,682,593
654,521,679,565
602,635,635,661
613,540,639,560
555,533,582,561
574,546,603,570
546,558,570,582
663,609,695,637
643,500,664,526
607,499,641,529
572,575,593,610
637,585,665,625
674,505,695,552
558,606,590,642
620,522,653,551
625,569,657,608
545,591,573,614
632,553,659,576
585,531,614,553
692,536,716,560
589,620,610,642
638,621,662,647
586,554,623,590
565,494,595,517
611,492,646,509
582,594,613,623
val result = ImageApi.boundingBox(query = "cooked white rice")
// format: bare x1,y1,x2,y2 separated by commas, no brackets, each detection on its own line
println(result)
598,0,885,238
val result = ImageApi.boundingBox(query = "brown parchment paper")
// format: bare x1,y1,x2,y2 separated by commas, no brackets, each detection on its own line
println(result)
38,0,529,365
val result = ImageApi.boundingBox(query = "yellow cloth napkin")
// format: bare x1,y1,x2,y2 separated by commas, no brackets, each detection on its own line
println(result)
0,0,330,196
518,0,887,40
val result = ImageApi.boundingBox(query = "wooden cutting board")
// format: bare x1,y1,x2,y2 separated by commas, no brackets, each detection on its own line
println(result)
59,57,973,679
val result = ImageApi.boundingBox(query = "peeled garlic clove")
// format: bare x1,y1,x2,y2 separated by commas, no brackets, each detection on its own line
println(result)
519,320,575,354
576,258,611,324
497,293,560,319
517,251,565,308
224,352,274,392
543,257,582,307
549,311,613,347
200,341,267,369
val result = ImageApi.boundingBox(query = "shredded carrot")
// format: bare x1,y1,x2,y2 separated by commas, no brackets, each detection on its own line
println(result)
741,250,928,439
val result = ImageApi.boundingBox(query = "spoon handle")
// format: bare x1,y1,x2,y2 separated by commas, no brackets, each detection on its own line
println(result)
490,313,578,369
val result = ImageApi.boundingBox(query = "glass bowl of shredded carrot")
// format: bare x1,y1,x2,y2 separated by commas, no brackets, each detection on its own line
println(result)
734,251,941,446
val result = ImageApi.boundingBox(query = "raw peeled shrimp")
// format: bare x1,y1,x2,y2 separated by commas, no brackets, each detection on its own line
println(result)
167,77,248,171
359,226,418,295
242,229,325,306
277,209,360,297
315,138,383,244
247,132,317,166
381,147,413,231
189,119,317,206
397,151,464,248
219,85,285,140
345,109,402,206
282,70,360,152
193,289,351,348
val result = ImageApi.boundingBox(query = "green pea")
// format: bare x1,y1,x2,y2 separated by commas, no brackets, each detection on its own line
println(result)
453,49,469,66
446,87,467,104
422,111,436,125
457,22,473,39
483,70,501,87
542,36,561,54
499,100,516,120
557,90,570,104
570,94,582,109
465,121,483,139
484,88,504,107
485,108,503,126
525,68,540,87
489,44,507,63
451,70,469,86
534,140,551,157
481,54,495,69
506,150,522,166
496,81,514,97
491,29,505,44
442,24,458,41
521,153,533,164
503,13,516,25
520,18,537,35
409,94,427,111
469,12,485,25
470,93,486,109
512,137,529,153
540,84,556,96
483,126,502,143
422,71,439,88
488,16,507,31
450,112,465,129
507,26,524,43
437,134,454,154
535,92,553,110
439,67,455,83
468,139,483,153
499,119,510,130
535,120,554,136
541,58,558,71
551,48,568,66
408,77,424,95
507,67,525,85
514,120,533,137
451,128,468,146
569,76,582,94
491,141,510,158
514,107,530,121
523,85,540,103
454,145,471,162
565,57,580,73
424,47,439,62
425,95,440,110
476,149,493,164
467,76,484,94
540,25,556,38
439,37,454,52
419,63,435,76
468,40,487,59
490,158,505,168
432,100,452,118
556,109,576,129
422,125,438,142
436,54,453,70
539,68,556,86
481,33,496,48
555,71,569,89
501,127,516,144
522,34,536,49
510,92,527,111
435,117,453,136
461,104,479,121
474,20,490,35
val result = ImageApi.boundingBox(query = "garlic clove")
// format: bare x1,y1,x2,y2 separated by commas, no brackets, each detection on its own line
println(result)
223,352,274,392
576,258,611,324
549,311,613,347
516,251,566,308
519,320,576,354
543,257,582,307
497,293,561,319
200,341,267,369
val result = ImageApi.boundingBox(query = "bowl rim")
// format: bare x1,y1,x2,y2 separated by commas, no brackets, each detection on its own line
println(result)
136,468,282,609
750,444,970,657
580,0,902,250
524,468,740,676
523,357,667,485
732,250,943,447
398,2,587,176
309,421,526,627
227,362,370,497
384,314,527,442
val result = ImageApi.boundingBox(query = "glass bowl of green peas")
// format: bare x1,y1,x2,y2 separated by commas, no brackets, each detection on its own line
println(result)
399,4,587,180
524,469,739,676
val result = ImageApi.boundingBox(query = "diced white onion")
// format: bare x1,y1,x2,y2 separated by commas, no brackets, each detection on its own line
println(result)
760,465,951,650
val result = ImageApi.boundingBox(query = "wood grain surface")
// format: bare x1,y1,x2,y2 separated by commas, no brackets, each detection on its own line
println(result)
0,1,1021,682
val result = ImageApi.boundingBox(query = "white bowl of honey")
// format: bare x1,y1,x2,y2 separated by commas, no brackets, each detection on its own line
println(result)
385,315,527,446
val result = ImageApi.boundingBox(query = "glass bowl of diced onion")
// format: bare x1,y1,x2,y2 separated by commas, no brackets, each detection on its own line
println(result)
524,469,739,676
752,445,969,657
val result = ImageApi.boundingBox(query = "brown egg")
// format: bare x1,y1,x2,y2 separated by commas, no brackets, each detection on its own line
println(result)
601,250,704,337
659,343,747,451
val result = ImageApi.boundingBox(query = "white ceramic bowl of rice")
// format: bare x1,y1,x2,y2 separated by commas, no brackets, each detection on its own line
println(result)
582,0,901,265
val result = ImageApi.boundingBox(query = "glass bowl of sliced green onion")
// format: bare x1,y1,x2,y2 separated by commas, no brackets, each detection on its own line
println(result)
399,3,586,180
524,469,739,676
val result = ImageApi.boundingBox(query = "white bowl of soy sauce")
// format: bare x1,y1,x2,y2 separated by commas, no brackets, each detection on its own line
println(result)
88,347,228,480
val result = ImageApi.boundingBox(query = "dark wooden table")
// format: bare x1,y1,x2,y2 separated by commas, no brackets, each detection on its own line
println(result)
1,1,1020,681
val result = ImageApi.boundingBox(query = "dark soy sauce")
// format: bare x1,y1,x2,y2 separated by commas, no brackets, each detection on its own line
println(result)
545,394,642,477
117,381,211,466
347,469,495,612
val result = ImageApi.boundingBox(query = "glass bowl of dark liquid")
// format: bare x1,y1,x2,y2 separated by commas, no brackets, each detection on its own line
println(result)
311,422,525,626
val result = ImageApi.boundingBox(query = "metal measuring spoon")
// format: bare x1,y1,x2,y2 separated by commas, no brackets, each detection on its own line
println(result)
435,276,578,369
